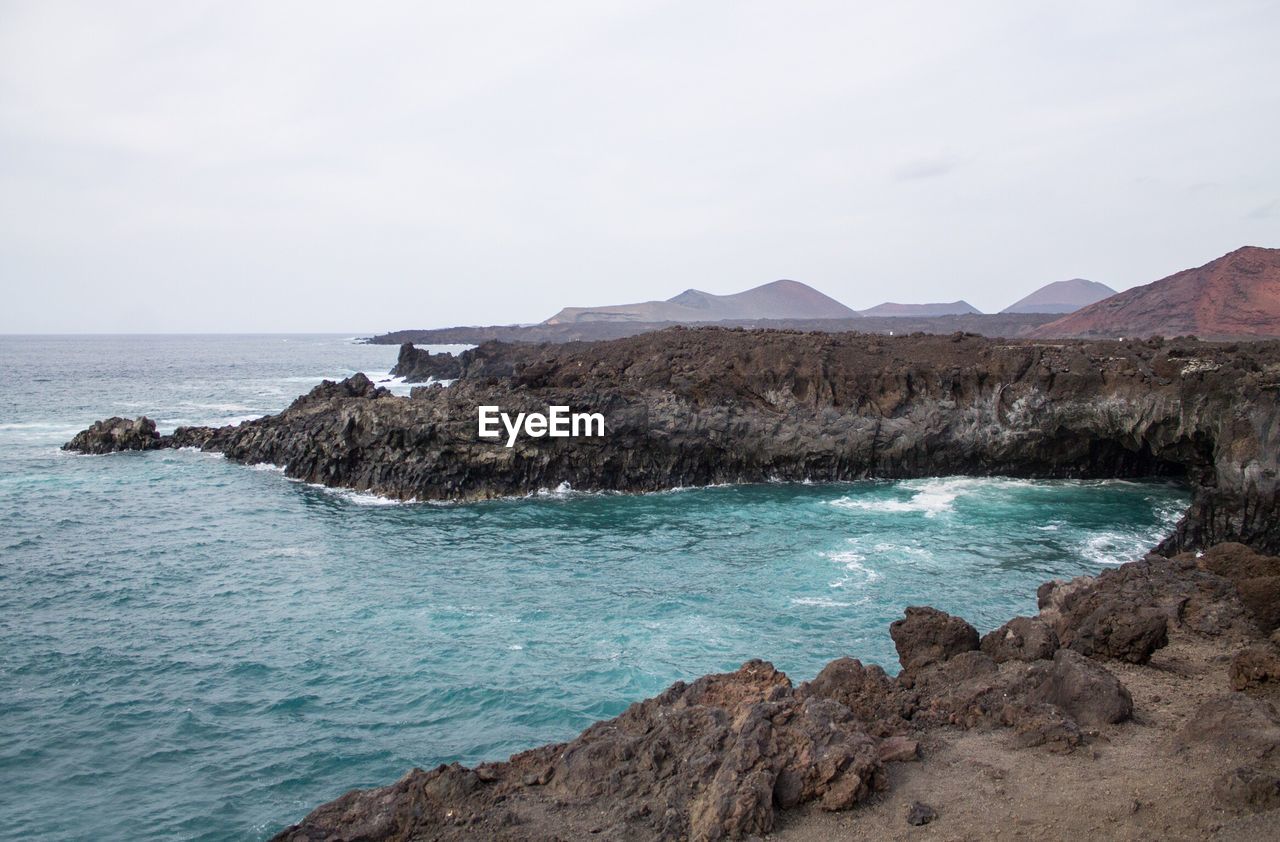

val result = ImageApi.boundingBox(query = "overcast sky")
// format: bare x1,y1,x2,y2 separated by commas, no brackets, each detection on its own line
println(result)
2,1,1278,333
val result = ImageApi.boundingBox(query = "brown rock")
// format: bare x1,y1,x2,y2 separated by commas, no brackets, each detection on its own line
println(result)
1026,649,1133,726
1178,694,1280,759
800,657,914,735
1231,642,1280,691
1213,766,1280,812
890,607,979,672
980,616,1059,663
877,736,920,763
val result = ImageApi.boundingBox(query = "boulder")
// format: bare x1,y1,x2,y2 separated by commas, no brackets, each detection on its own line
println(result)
1231,640,1280,691
1213,766,1280,812
1026,649,1133,726
890,607,979,672
980,616,1059,663
1177,694,1280,759
62,416,161,454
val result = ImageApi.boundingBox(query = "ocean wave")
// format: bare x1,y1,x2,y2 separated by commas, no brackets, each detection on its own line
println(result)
823,549,883,590
790,596,854,608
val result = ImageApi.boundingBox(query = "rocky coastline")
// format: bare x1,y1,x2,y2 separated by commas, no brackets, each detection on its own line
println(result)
265,543,1280,840
66,328,1280,553
62,327,1280,837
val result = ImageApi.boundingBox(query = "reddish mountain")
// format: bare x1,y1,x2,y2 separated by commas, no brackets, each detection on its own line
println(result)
1033,246,1280,340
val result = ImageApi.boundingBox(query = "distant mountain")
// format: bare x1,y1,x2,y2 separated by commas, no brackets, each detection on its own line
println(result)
1001,278,1116,314
859,300,982,317
1033,246,1280,340
543,279,859,324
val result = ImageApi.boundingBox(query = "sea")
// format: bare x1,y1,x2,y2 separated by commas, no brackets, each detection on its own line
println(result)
0,334,1190,841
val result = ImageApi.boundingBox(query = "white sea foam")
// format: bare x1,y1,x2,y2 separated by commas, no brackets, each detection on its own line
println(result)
823,549,883,590
791,596,853,608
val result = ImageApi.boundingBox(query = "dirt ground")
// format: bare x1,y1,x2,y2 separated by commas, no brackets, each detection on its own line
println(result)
770,631,1280,841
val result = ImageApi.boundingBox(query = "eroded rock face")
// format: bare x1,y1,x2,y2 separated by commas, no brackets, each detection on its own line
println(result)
890,607,979,672
64,329,1280,553
62,416,161,454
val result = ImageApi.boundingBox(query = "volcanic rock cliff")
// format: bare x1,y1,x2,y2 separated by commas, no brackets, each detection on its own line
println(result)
67,327,1280,555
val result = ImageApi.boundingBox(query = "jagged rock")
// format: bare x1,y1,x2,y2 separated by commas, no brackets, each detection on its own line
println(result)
1025,649,1133,726
980,616,1059,663
1231,639,1280,691
799,657,913,736
391,343,463,383
272,661,883,842
62,416,161,454
1036,556,1256,662
890,607,979,672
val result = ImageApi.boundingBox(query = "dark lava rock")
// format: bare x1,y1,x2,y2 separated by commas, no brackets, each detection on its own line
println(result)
1231,639,1280,691
62,416,161,454
1037,555,1255,661
799,657,913,736
890,607,979,672
980,616,1059,663
272,661,884,842
391,342,463,383
906,801,937,826
63,330,1280,554
1025,649,1133,726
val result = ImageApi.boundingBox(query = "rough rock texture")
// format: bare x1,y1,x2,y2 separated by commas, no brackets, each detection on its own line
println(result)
1036,554,1258,662
1196,542,1280,634
273,661,885,842
980,616,1060,663
390,343,463,382
1033,245,1280,341
64,329,1280,554
1231,639,1280,691
889,607,979,671
61,416,161,454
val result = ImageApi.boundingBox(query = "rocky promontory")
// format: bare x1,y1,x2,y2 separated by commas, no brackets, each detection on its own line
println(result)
66,328,1280,553
269,542,1280,840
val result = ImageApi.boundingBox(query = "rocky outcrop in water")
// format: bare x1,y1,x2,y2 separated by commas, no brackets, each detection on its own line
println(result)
62,416,162,454
269,544,1280,840
65,328,1280,554
390,343,463,382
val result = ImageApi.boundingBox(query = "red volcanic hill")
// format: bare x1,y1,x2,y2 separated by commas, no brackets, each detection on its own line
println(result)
1033,246,1280,340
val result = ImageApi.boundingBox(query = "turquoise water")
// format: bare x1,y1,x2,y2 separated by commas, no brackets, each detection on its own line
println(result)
0,335,1189,841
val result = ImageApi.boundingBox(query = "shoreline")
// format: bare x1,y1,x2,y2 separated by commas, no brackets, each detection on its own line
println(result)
270,543,1280,840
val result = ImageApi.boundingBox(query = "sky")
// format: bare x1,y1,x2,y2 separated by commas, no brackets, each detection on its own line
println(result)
1,1,1278,333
